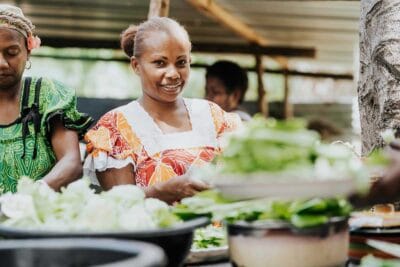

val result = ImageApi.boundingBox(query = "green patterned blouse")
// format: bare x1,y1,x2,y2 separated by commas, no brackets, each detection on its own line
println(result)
0,77,93,193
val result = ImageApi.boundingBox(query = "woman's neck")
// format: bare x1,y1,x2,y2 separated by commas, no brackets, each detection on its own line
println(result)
138,95,192,134
138,95,183,117
0,80,23,124
0,80,22,103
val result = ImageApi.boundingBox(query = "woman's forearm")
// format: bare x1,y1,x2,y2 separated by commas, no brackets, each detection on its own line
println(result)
42,154,82,191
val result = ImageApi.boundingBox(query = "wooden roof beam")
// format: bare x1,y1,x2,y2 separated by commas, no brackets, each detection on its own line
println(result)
192,43,315,58
39,36,315,58
186,0,268,46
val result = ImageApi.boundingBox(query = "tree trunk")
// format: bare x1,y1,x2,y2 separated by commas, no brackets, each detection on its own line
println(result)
359,0,400,155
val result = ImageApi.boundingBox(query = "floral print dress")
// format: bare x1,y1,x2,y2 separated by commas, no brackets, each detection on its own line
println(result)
84,98,241,187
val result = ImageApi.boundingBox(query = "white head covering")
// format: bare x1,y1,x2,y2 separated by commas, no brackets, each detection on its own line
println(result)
0,4,40,50
0,4,34,37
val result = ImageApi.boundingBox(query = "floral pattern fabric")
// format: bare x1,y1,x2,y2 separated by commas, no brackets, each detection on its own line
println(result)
84,98,241,187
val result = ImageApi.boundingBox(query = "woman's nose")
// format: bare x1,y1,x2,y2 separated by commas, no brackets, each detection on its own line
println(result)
165,65,179,79
0,54,8,68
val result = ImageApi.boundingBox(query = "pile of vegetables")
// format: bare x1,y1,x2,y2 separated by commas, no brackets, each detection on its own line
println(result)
215,116,368,187
0,177,181,231
175,190,351,228
186,118,393,250
176,190,351,249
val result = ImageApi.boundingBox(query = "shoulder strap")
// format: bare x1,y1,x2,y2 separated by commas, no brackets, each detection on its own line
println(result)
31,78,42,159
21,77,32,111
20,77,43,160
20,77,31,159
33,77,42,107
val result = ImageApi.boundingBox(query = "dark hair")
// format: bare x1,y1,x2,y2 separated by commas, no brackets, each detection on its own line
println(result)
307,118,341,139
206,60,248,104
120,17,191,58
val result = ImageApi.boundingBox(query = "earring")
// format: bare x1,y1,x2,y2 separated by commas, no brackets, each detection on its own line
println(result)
25,60,32,70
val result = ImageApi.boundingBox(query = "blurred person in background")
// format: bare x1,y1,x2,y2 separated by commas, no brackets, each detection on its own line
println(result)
205,60,252,121
0,4,92,193
307,118,342,142
84,17,241,204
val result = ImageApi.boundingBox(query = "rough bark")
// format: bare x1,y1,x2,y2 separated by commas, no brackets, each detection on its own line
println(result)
359,0,400,155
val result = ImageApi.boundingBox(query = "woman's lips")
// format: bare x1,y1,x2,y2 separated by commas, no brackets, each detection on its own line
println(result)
160,83,182,93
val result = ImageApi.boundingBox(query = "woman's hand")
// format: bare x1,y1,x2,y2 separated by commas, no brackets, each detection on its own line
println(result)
350,142,400,207
145,173,210,204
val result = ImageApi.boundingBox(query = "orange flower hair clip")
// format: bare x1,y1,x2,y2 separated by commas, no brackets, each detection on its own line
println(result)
27,35,41,51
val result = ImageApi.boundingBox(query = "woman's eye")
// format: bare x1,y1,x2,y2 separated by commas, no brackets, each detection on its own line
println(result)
177,60,188,67
153,60,165,67
7,49,20,56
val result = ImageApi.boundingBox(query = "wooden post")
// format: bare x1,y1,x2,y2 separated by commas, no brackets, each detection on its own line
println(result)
283,67,293,119
255,54,268,117
148,0,170,18
274,56,292,119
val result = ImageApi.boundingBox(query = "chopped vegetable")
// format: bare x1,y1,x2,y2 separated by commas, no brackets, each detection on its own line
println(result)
192,225,226,250
210,116,371,194
176,190,351,229
0,177,181,231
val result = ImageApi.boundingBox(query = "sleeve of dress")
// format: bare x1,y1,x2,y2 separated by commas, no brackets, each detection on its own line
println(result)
83,111,138,183
208,101,243,139
39,78,93,139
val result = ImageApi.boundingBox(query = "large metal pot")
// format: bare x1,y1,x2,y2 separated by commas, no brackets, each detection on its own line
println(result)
227,217,349,267
0,217,209,267
0,238,165,267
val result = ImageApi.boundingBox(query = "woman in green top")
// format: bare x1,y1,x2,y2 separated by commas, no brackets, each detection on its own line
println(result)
0,4,92,193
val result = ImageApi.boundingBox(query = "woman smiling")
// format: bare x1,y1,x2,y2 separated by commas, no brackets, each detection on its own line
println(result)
84,17,241,204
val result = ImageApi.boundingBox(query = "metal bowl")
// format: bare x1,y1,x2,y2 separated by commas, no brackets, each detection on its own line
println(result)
0,217,209,267
227,217,349,267
0,238,165,267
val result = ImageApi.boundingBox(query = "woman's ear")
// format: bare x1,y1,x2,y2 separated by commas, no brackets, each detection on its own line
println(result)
232,89,242,104
130,56,140,74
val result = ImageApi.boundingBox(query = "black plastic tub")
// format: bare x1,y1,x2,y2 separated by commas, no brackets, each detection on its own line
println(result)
227,217,349,267
0,238,165,267
0,217,209,267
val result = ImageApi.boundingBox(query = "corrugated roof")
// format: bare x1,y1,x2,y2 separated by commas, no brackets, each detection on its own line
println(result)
7,0,359,69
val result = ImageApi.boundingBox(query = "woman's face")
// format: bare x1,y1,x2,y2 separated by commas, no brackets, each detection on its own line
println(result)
205,76,239,112
0,28,28,91
131,30,191,103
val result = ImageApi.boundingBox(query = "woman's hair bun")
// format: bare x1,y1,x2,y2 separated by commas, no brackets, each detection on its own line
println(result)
120,25,138,58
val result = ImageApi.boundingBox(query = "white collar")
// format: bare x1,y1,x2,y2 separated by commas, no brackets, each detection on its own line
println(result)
118,98,218,156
